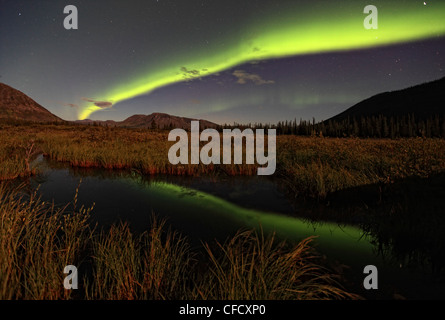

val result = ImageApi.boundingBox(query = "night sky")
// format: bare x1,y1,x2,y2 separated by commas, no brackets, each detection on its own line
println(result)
1,0,444,124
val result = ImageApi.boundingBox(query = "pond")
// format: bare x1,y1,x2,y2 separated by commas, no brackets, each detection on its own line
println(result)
25,155,445,299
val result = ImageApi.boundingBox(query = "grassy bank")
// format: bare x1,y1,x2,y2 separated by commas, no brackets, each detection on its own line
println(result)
1,123,444,299
1,123,445,199
0,182,358,300
277,135,445,199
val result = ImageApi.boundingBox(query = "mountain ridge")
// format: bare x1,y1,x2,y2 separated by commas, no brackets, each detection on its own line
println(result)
75,112,219,130
0,83,63,122
2,77,445,128
329,77,445,122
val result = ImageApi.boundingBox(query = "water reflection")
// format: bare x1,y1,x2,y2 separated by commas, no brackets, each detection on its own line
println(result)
23,155,445,299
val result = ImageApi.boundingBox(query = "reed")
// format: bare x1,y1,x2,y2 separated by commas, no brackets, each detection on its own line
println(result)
0,182,357,300
2,124,445,199
0,182,92,299
194,230,360,300
85,217,194,300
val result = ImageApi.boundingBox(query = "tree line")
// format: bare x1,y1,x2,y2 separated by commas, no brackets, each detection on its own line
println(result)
220,114,445,138
3,114,444,138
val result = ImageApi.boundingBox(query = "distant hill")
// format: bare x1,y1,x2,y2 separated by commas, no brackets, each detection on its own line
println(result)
75,119,118,126
0,83,63,122
76,112,219,130
329,77,445,121
119,112,218,130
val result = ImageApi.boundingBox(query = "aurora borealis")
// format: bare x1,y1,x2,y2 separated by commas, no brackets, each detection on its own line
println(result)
1,0,444,123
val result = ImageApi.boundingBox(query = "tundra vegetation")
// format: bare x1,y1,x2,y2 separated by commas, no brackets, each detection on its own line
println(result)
1,122,445,299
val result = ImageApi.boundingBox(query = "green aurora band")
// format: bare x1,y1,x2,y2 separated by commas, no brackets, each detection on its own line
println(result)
78,1,445,119
130,178,376,264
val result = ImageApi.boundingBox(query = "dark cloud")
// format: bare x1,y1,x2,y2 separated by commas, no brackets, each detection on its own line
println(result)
82,97,113,109
232,70,275,85
180,66,202,81
94,101,113,108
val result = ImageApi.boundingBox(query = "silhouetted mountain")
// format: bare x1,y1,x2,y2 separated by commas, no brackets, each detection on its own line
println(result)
329,77,445,121
74,112,218,130
119,112,218,130
0,83,63,122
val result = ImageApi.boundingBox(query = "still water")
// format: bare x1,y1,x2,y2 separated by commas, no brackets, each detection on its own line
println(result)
27,155,444,299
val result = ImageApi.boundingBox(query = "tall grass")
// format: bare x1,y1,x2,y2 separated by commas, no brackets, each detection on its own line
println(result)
2,124,445,199
0,182,357,300
0,136,37,180
196,230,360,300
0,182,92,299
85,218,193,300
277,135,445,198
